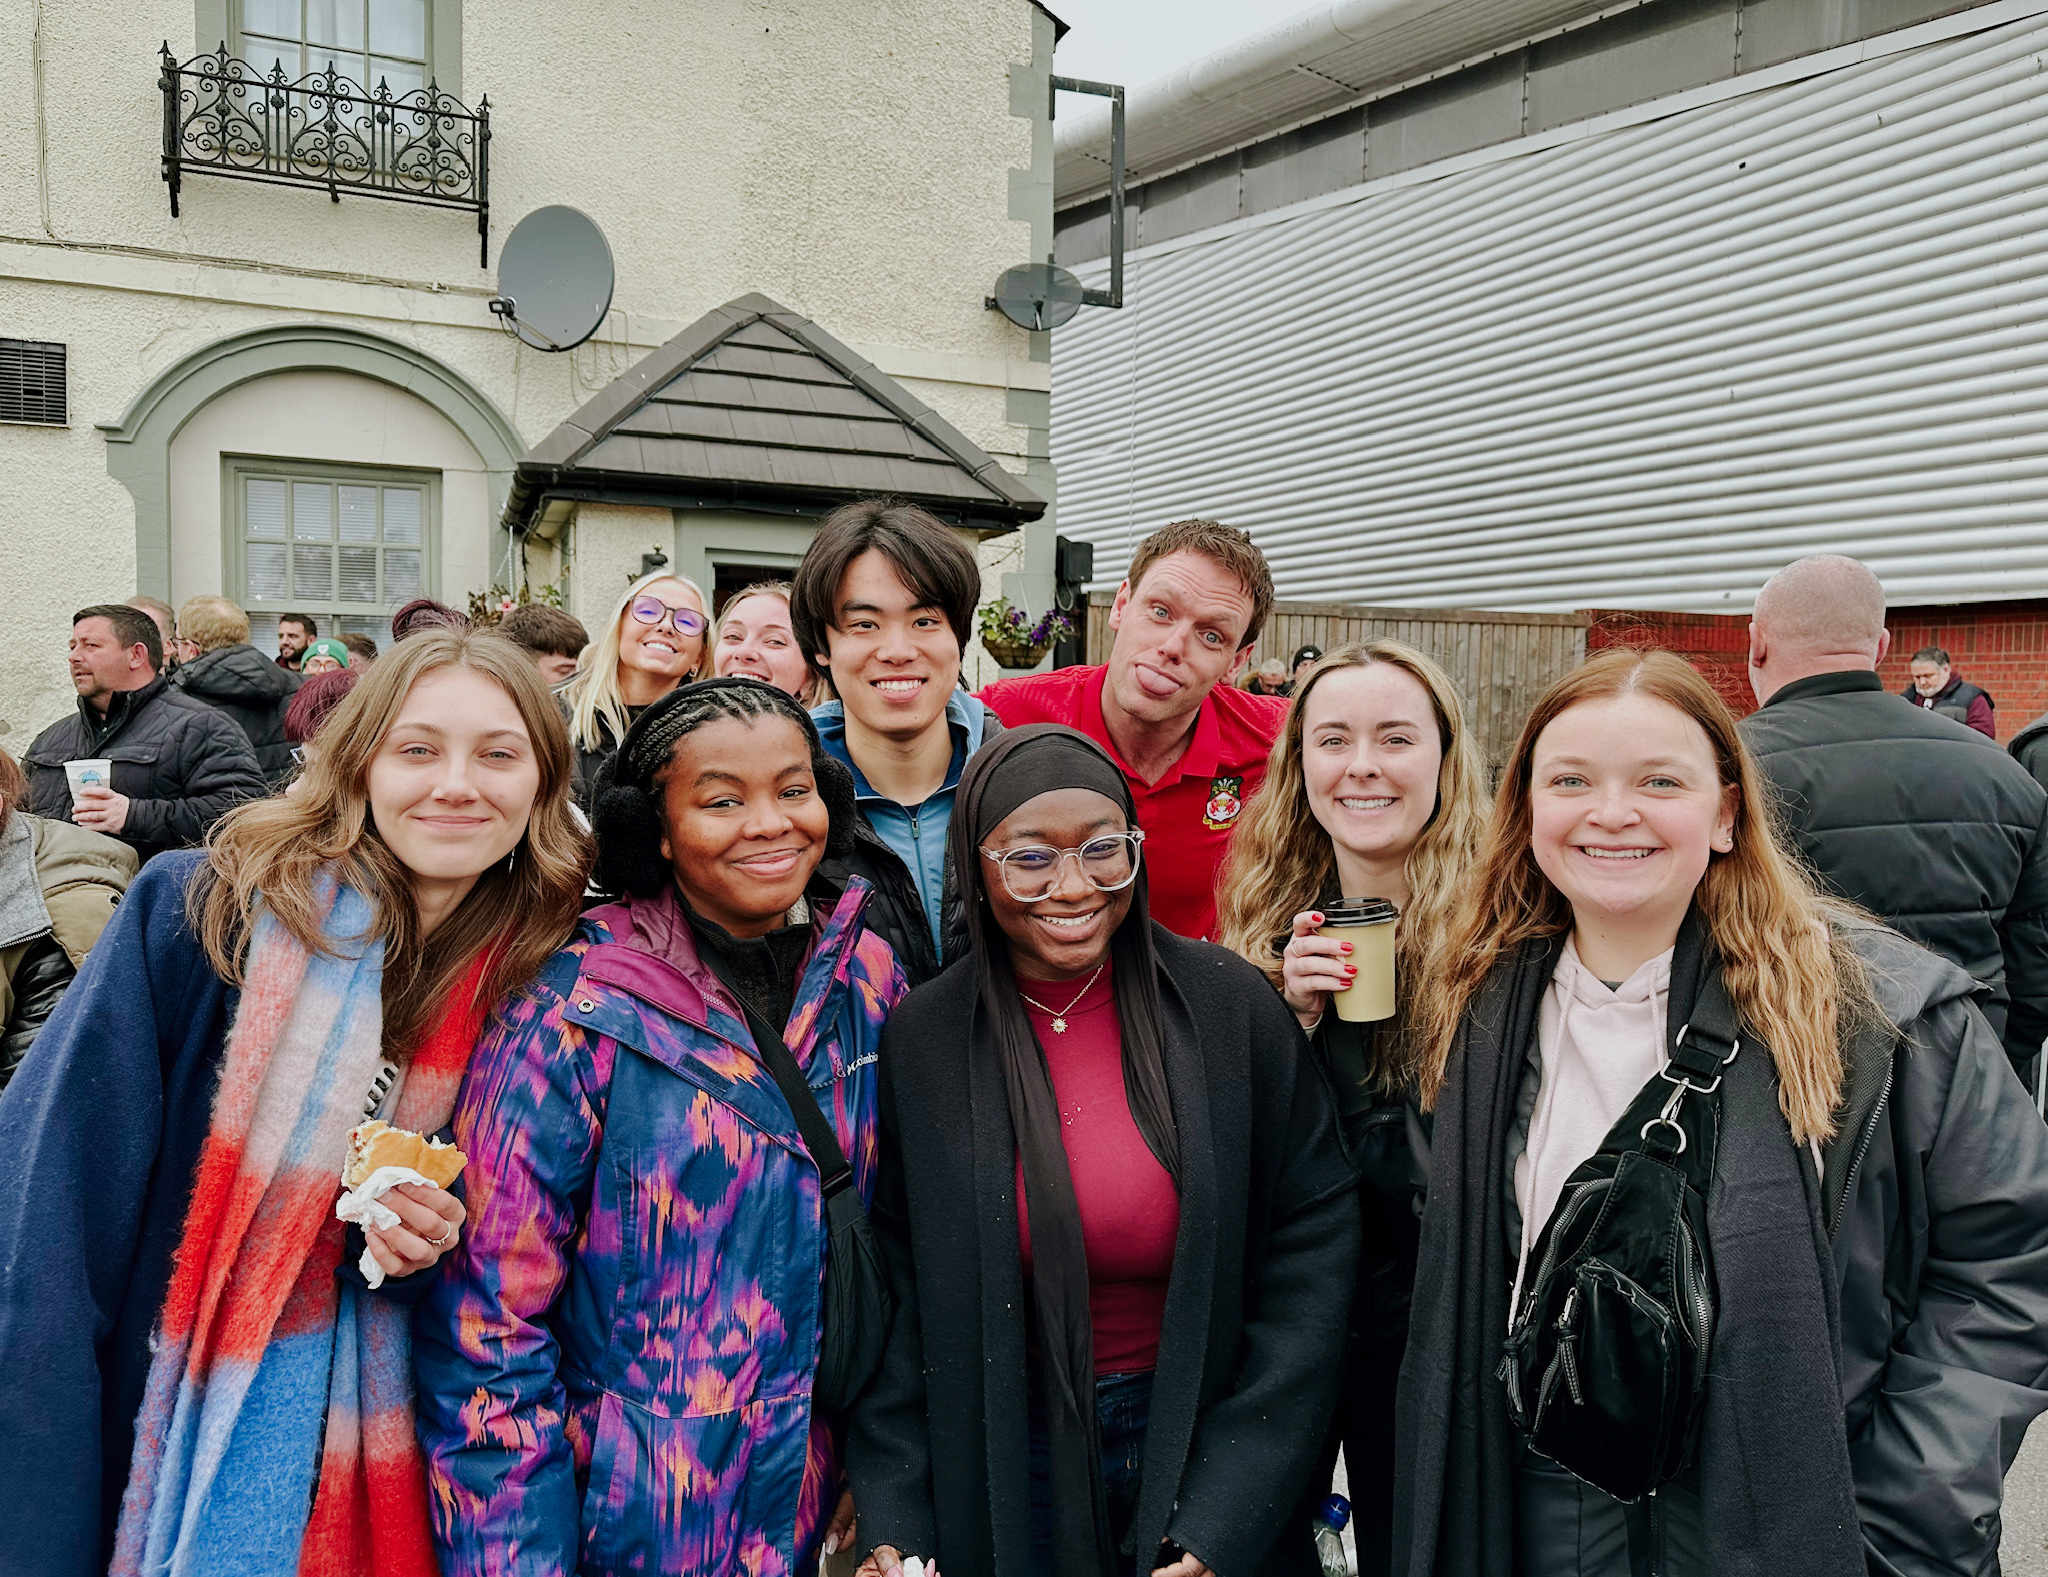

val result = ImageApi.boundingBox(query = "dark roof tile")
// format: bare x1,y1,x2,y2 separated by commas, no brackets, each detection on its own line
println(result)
503,292,1043,532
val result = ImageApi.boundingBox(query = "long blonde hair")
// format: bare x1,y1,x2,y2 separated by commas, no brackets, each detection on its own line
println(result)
1217,640,1489,1087
1418,648,1872,1144
192,629,591,1057
566,568,711,753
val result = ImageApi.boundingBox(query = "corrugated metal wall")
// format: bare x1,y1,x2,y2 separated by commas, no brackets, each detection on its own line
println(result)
1084,594,1589,764
1051,5,2048,613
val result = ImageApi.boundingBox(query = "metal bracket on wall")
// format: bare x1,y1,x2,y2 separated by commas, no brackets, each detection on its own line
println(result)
1050,75,1123,309
986,74,1124,329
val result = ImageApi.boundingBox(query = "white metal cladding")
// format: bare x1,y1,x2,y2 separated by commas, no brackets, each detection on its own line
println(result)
1050,8,2048,612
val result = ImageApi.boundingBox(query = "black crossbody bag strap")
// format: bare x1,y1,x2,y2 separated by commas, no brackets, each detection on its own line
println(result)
697,948,855,1197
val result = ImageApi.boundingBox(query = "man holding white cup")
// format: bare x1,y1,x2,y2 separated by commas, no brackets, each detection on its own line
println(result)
22,605,264,865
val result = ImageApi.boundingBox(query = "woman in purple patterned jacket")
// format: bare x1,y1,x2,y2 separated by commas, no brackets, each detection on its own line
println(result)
414,678,908,1576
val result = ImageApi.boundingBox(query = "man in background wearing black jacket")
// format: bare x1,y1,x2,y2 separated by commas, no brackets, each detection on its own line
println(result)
170,595,301,788
1741,555,2048,1080
22,604,265,866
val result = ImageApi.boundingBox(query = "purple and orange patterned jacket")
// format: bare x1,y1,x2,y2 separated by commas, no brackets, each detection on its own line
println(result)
414,879,905,1577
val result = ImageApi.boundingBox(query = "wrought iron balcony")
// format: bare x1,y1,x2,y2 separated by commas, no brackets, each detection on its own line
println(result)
159,43,490,265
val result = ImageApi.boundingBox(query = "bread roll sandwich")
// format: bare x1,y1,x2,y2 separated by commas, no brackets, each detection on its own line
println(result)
343,1119,466,1190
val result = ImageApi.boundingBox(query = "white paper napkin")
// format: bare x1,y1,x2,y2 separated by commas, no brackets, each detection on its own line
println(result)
334,1164,434,1289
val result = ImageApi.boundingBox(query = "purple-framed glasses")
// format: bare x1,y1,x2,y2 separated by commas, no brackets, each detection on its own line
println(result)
629,594,707,636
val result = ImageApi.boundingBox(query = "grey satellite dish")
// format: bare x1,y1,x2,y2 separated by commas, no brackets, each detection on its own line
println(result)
989,263,1085,332
489,206,615,352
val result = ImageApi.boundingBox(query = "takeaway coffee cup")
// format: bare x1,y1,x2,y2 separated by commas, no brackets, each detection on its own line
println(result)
63,758,114,806
1320,897,1399,1023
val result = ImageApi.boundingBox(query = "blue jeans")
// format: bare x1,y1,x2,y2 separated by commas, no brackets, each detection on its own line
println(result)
1028,1369,1155,1577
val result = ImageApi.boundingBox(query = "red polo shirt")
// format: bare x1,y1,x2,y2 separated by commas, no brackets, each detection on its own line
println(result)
977,664,1287,940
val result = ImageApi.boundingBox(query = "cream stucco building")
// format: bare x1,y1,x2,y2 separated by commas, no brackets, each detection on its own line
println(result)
0,0,1063,744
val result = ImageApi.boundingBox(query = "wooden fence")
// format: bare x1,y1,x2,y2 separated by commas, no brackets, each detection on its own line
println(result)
1086,595,1589,767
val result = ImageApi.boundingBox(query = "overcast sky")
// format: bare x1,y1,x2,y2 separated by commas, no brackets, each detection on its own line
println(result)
1048,0,1303,90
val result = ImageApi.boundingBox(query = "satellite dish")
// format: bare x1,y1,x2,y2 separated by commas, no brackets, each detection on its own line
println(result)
489,206,615,352
989,263,1085,332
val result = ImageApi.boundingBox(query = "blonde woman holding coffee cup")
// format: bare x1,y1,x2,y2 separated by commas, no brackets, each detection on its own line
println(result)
1217,640,1488,1577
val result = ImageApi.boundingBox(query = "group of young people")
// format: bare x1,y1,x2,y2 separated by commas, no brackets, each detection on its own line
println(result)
0,499,2044,1577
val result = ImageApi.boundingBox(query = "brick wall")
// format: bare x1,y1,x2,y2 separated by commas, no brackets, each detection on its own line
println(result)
1584,608,1756,719
1584,600,2048,743
1874,601,2048,742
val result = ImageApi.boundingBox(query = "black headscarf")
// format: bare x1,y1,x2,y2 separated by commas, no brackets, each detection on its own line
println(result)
952,723,1182,1576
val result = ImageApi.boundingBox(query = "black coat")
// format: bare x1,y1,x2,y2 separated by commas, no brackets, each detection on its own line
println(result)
22,676,268,864
1393,925,2048,1577
821,818,968,987
846,927,1361,1577
2012,712,2048,794
170,642,301,786
1304,1015,1427,1577
1740,669,2048,1072
817,708,1002,987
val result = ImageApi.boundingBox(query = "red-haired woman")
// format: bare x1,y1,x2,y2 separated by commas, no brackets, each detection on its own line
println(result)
1398,650,2048,1577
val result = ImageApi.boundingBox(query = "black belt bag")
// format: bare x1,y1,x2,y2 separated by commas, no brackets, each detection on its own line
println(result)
1499,968,1739,1502
702,956,893,1416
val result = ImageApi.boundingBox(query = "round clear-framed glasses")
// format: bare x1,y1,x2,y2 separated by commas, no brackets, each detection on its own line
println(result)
980,830,1146,902
628,593,708,637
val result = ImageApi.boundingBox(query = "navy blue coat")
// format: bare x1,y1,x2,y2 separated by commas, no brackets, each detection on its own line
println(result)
0,854,441,1577
0,853,231,1575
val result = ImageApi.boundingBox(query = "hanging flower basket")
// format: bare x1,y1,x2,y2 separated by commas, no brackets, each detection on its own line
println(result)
981,635,1053,670
976,598,1076,671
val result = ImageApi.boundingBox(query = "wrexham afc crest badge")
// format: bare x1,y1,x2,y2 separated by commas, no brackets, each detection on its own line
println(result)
1203,775,1244,831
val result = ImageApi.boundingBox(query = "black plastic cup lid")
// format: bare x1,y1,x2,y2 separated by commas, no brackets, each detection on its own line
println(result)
1321,897,1399,926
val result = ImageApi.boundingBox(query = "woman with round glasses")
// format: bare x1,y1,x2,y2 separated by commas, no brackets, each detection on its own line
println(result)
848,723,1360,1577
562,568,711,808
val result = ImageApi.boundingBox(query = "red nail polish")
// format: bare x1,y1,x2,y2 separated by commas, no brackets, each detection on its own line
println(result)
1340,942,1354,953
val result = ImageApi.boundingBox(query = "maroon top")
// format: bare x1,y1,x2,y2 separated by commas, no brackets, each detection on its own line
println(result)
1015,968,1180,1374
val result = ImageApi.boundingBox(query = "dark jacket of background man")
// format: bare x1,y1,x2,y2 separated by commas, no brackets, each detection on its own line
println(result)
171,643,301,788
1903,671,1996,739
24,609,265,866
1742,670,2048,1073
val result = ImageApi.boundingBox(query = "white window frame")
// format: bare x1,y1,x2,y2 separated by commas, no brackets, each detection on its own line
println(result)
224,455,441,643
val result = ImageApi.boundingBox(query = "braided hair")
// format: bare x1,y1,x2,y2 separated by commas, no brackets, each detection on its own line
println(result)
590,676,858,897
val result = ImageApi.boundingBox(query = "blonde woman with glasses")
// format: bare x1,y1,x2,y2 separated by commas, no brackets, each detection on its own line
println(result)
1216,640,1488,1577
562,568,711,808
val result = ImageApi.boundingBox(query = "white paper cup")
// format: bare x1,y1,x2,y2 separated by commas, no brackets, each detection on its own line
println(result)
63,758,113,805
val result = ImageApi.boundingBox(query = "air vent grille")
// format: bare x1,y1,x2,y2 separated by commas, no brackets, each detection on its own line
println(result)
0,339,66,426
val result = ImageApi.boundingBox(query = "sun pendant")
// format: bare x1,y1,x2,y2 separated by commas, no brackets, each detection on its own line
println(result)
1051,1017,1068,1034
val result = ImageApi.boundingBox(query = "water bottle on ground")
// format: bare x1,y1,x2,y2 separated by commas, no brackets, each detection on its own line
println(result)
1313,1492,1351,1577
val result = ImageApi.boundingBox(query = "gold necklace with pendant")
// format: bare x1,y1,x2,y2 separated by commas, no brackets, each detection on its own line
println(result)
1018,961,1108,1034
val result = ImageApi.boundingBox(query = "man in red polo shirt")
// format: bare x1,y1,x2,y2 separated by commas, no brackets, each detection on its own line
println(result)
978,519,1285,939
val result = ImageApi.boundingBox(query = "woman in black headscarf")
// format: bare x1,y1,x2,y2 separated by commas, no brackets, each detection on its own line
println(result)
847,724,1361,1577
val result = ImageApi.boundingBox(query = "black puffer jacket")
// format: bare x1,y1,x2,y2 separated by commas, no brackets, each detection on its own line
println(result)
2011,711,2048,794
819,818,969,987
171,642,301,786
1830,928,2048,1576
1741,669,2048,1073
22,676,267,864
